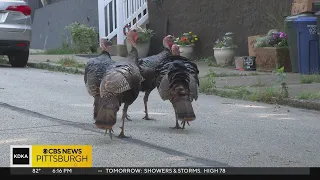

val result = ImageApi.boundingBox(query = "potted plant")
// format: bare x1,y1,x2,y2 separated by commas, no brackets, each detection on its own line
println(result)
125,26,154,58
254,29,291,72
174,31,199,59
213,32,238,66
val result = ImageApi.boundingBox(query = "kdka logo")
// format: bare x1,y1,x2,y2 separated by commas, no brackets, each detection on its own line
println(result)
10,145,32,167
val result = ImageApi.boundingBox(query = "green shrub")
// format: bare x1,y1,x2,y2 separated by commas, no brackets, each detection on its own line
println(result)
65,22,98,53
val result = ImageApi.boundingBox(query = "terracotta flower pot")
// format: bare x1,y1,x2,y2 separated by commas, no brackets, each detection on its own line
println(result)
255,47,291,72
234,56,244,70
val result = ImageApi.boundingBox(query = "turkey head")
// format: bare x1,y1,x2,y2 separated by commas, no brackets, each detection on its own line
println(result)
163,35,175,50
127,28,139,47
100,38,113,51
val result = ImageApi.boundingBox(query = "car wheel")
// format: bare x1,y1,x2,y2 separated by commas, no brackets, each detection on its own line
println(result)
8,50,29,67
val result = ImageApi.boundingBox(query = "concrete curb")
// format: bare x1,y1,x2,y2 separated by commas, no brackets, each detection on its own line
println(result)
276,98,320,112
27,61,320,112
210,88,320,112
27,62,85,75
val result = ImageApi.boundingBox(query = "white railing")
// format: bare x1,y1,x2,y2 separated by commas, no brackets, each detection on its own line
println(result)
98,0,149,45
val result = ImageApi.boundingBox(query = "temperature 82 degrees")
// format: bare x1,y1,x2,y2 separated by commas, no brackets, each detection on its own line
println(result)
32,168,42,174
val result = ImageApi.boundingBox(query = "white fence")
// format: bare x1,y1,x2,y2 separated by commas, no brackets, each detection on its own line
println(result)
98,0,149,45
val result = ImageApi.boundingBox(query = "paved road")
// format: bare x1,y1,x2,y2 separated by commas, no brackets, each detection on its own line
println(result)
0,65,320,167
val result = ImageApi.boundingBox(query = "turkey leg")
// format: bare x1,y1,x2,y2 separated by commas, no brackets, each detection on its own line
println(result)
93,95,101,120
170,105,182,129
118,104,130,138
142,90,154,120
124,103,132,121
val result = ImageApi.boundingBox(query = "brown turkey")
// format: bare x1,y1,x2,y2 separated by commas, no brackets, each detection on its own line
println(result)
138,35,175,120
95,28,144,139
155,44,199,129
84,38,115,120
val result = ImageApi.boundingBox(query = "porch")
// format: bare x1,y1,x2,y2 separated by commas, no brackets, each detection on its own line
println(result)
98,0,149,53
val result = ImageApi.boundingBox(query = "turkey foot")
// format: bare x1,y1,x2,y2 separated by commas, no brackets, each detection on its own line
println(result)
170,120,183,129
142,115,154,121
118,128,130,138
171,109,183,129
170,125,183,129
181,121,190,129
104,128,114,139
125,114,132,121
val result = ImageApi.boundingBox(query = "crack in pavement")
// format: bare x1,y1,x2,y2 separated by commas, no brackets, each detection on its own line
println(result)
0,102,230,167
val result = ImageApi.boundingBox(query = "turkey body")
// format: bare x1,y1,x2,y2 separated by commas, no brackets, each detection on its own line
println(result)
155,55,199,129
138,48,172,120
96,46,143,138
84,51,116,119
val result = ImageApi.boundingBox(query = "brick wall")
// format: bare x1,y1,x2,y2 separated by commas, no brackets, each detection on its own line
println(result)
147,0,293,58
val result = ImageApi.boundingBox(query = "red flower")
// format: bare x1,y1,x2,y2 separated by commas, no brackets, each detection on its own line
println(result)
181,37,188,42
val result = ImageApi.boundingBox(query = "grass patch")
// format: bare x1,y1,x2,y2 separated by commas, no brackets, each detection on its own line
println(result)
198,56,221,67
34,63,84,75
44,47,78,55
56,57,86,69
300,74,320,84
247,87,282,104
199,76,216,93
213,88,251,100
199,76,286,104
250,77,266,87
222,85,247,90
29,57,86,75
296,92,320,100
248,72,261,76
203,70,262,78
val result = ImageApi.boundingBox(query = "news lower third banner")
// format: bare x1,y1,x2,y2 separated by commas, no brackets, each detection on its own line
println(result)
10,145,92,167
8,167,317,175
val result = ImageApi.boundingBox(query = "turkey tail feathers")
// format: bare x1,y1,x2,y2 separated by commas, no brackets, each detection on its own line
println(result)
158,74,170,100
174,96,196,122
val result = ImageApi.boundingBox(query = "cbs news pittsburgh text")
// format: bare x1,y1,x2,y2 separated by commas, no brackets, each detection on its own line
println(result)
10,145,92,168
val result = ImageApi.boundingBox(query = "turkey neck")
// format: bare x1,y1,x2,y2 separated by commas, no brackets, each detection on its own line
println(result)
100,50,111,58
127,46,139,66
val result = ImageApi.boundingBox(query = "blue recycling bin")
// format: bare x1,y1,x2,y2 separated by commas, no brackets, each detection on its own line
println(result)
294,17,320,74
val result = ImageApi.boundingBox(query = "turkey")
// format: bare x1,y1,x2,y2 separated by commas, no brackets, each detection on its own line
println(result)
155,44,199,129
95,28,143,139
138,35,176,120
84,38,116,120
